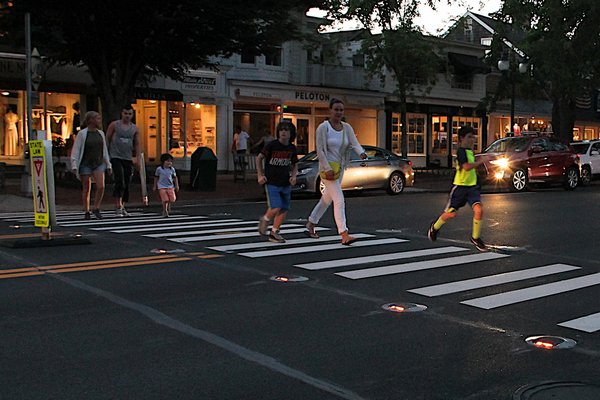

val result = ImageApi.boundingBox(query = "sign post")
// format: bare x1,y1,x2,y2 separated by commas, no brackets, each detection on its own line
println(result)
29,140,51,237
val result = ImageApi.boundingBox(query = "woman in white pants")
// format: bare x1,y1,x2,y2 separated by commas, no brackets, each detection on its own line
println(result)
305,98,367,245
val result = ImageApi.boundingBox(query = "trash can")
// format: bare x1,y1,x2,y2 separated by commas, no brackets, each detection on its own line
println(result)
190,147,218,191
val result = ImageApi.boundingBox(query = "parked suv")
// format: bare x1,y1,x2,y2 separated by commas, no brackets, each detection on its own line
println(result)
570,140,600,186
476,135,580,191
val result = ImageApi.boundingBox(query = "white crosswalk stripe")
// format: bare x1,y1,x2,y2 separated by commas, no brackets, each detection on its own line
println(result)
558,312,600,333
461,272,600,310
169,227,329,243
207,233,375,252
146,223,302,238
107,219,251,233
408,264,581,297
238,238,405,258
336,252,509,280
295,246,467,270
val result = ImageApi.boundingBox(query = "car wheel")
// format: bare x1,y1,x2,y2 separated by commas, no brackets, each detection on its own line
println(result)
387,171,405,195
563,167,578,190
511,168,528,192
580,166,591,186
317,178,326,196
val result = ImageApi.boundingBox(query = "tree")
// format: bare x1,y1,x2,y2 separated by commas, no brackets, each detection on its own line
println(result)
1,0,320,124
495,0,600,142
319,0,445,157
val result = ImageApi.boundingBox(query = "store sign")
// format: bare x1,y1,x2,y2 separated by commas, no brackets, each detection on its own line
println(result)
294,91,330,102
0,58,25,79
182,76,217,92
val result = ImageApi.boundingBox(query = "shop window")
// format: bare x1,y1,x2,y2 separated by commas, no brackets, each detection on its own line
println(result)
234,103,281,150
431,116,449,155
392,113,426,156
167,101,217,159
264,47,282,66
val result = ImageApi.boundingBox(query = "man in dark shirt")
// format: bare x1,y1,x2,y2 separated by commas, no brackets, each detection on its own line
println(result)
256,121,299,243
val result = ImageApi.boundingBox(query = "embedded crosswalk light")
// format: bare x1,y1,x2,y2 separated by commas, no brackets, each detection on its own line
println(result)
10,224,20,229
525,335,576,350
382,302,427,313
270,275,309,283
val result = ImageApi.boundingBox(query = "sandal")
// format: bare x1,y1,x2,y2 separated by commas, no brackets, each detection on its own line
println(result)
304,222,319,239
341,237,358,246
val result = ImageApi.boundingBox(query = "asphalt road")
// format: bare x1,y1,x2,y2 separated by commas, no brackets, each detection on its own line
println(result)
1,183,600,400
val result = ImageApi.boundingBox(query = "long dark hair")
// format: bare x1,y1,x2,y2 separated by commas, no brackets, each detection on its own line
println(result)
275,120,297,142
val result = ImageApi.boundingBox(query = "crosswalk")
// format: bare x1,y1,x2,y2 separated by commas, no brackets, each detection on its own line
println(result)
1,210,600,334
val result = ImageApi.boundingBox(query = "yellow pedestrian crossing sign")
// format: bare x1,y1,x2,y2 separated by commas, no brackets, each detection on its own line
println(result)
29,140,49,227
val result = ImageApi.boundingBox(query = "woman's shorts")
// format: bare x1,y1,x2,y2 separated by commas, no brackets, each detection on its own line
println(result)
79,164,106,175
159,188,176,202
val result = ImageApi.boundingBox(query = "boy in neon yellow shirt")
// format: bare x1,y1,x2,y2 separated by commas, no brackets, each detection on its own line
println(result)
428,125,488,251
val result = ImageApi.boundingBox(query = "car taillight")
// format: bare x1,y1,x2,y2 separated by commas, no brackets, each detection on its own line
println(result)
407,160,412,166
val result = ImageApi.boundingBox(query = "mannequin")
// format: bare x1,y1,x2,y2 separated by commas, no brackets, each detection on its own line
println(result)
4,107,19,156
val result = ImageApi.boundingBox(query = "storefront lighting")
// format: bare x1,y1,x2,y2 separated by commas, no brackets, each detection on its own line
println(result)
194,103,201,109
1,91,9,96
149,100,157,104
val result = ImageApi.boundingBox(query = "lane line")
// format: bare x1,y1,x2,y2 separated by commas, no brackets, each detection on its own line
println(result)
169,227,329,243
336,252,509,280
208,234,375,252
408,264,581,297
558,312,600,333
238,238,406,258
49,274,368,400
461,272,600,309
295,246,466,270
48,257,192,274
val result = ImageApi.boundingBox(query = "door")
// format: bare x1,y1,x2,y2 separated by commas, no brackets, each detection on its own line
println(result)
143,105,159,163
528,137,550,180
430,116,449,167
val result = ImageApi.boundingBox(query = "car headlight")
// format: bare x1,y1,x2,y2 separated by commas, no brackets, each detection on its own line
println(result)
490,157,509,170
297,167,313,176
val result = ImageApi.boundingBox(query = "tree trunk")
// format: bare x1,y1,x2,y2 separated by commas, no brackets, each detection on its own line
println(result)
551,96,576,143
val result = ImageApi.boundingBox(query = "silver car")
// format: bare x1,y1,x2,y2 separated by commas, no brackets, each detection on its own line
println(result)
293,145,415,195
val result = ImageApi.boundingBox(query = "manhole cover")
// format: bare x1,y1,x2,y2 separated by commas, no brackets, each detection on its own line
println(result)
382,302,427,313
514,381,600,399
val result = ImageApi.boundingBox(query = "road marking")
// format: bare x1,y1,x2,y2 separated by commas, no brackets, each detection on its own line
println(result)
58,214,202,227
238,238,405,258
92,218,241,231
49,274,368,400
558,312,600,333
295,246,466,270
47,257,192,274
461,272,600,309
0,232,67,239
336,252,509,280
408,264,581,297
146,223,302,238
169,227,329,243
208,234,375,252
109,220,253,233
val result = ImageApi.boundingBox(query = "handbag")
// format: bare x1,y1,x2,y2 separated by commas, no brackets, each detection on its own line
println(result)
319,125,345,181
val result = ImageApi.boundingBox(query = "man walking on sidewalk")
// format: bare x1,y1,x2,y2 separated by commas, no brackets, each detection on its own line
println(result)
106,105,141,216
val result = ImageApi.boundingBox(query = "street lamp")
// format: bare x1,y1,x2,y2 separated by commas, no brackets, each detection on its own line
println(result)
497,59,528,135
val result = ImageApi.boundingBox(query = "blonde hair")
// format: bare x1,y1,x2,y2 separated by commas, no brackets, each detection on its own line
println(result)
81,111,100,129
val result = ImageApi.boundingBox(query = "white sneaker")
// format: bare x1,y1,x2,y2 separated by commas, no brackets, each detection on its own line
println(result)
115,208,123,217
120,207,129,217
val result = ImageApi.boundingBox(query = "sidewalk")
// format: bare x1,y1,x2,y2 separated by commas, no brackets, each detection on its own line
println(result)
0,170,453,213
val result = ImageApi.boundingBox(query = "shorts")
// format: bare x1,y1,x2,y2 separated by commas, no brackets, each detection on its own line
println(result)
445,185,481,211
159,188,176,203
79,164,106,175
265,184,292,211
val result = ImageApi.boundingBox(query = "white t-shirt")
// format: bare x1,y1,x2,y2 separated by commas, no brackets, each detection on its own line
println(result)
235,131,250,151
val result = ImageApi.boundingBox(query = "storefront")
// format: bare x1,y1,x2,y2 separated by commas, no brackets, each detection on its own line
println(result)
231,82,384,167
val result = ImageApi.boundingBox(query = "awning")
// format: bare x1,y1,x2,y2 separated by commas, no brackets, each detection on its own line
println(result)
448,52,490,74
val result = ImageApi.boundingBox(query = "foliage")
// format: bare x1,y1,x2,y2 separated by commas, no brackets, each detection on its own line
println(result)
493,0,600,141
318,0,445,156
1,0,321,123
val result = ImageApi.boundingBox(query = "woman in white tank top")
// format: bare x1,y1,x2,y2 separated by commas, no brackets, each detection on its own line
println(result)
305,98,367,245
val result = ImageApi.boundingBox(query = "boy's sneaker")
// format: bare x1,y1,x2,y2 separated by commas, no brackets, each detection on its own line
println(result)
92,209,102,219
470,237,487,252
115,208,123,217
162,210,169,218
268,230,285,243
427,221,438,241
120,207,129,217
258,218,269,236
84,211,91,220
